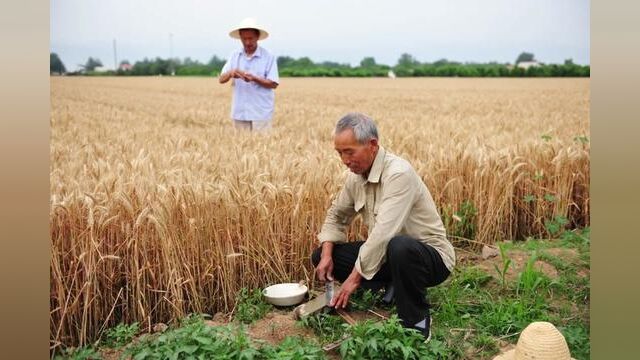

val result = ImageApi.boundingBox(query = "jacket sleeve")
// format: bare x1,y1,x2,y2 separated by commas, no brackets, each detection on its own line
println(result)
317,181,357,244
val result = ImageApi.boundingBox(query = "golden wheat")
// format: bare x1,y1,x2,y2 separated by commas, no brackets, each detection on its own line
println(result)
50,77,589,348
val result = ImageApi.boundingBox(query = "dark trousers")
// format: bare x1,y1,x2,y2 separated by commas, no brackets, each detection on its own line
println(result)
311,235,450,327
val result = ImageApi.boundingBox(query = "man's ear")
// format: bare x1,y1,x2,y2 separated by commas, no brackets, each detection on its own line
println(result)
369,138,379,147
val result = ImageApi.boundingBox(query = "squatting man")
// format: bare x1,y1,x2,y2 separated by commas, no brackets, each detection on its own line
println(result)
312,112,456,340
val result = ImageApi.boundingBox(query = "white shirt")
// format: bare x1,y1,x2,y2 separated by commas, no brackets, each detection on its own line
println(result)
221,46,279,121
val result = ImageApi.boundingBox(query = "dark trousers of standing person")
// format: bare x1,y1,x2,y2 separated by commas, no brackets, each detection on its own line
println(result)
311,235,450,330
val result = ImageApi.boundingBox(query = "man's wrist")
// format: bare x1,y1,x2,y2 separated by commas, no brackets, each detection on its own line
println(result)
320,241,334,259
349,269,362,285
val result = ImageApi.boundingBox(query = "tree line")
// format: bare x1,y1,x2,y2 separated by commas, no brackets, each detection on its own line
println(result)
50,52,589,77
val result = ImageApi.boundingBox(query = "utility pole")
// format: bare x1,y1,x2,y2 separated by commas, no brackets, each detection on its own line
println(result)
113,39,118,71
169,33,175,75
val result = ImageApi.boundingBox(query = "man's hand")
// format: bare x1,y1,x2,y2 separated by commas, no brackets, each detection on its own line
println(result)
331,269,361,308
316,256,334,282
219,69,245,84
316,242,335,282
242,72,255,82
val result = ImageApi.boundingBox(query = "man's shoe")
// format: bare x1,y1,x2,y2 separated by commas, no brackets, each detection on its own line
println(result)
414,316,433,343
382,283,394,304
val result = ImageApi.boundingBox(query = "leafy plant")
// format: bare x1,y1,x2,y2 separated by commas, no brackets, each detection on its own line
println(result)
544,215,569,238
559,323,590,360
516,251,551,297
234,287,272,324
179,313,210,327
123,320,261,360
493,243,512,290
442,199,478,241
339,315,432,360
260,336,326,359
53,345,101,360
543,193,556,202
541,134,552,141
100,322,139,348
350,288,382,311
560,227,590,248
523,194,536,203
300,312,347,344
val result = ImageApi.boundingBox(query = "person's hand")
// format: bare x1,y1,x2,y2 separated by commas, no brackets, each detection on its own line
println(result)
315,256,334,282
242,72,256,82
231,69,244,79
331,270,361,308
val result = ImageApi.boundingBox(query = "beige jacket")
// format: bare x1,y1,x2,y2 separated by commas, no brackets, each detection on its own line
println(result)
318,146,456,279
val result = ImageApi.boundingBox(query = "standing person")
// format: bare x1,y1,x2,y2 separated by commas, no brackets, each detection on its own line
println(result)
219,17,279,132
312,112,456,341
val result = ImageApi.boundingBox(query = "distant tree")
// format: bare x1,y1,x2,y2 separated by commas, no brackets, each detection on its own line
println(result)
515,52,535,64
207,55,223,66
433,58,452,66
277,56,295,68
360,57,377,68
50,53,66,74
564,58,574,66
397,53,419,67
80,57,103,72
293,57,314,68
320,61,348,69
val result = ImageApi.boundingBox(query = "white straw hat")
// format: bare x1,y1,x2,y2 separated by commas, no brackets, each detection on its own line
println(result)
229,17,269,40
493,322,575,360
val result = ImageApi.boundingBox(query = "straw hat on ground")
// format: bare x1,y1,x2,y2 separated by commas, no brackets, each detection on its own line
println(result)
229,17,269,40
493,322,575,360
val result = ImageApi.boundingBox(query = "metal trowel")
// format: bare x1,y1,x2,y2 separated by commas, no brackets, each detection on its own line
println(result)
292,281,340,319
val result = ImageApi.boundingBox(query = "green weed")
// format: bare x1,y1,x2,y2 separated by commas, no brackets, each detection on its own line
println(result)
442,199,478,243
493,243,512,290
544,215,569,238
339,315,434,360
53,345,101,360
300,312,347,344
260,336,326,359
559,323,590,360
516,251,552,297
235,287,272,324
100,322,139,348
476,296,549,337
350,288,383,311
123,320,261,359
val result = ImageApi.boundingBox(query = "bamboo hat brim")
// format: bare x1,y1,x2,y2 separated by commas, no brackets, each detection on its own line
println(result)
493,322,575,360
229,17,269,40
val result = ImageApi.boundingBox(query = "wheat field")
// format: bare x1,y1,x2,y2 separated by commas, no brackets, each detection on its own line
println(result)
50,77,589,348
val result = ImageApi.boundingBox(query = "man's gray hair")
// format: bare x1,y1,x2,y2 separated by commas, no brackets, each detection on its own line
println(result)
334,112,379,144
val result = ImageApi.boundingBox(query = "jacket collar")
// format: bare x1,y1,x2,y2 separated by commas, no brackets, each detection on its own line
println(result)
365,146,385,184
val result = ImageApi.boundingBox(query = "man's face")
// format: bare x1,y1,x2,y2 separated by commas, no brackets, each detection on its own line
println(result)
239,29,259,54
334,129,378,176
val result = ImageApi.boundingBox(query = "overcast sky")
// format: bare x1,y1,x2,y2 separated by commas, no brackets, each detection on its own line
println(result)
51,0,590,71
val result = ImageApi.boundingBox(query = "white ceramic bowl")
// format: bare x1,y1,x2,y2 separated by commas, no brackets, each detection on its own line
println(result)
263,283,308,306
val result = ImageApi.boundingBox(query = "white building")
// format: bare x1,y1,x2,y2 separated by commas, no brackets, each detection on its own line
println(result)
516,61,541,70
